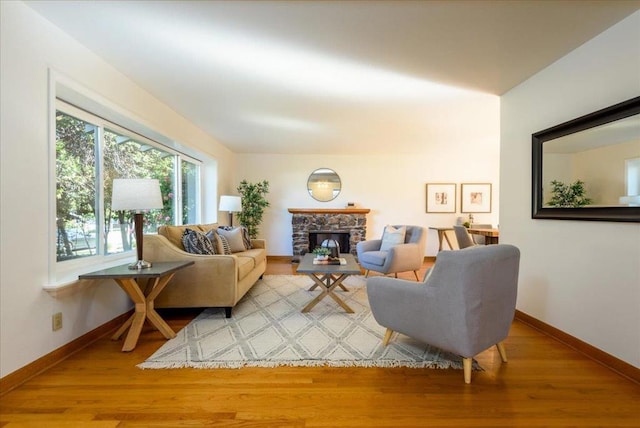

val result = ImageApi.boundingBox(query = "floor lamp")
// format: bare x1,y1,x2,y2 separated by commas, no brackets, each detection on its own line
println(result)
219,195,242,226
111,178,163,269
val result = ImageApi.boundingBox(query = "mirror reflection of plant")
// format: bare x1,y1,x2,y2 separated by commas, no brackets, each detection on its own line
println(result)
548,180,592,207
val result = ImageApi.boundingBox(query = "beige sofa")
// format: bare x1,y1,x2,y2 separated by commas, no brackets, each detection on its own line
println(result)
144,223,267,317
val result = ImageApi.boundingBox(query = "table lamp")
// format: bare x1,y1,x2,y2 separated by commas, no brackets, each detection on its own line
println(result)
111,178,163,269
219,195,242,226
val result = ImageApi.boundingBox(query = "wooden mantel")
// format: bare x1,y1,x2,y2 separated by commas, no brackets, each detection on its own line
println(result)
288,208,370,214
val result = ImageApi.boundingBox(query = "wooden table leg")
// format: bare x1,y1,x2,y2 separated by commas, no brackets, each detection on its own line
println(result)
443,232,454,250
114,278,147,352
437,230,445,251
144,273,177,339
112,274,177,351
302,274,354,313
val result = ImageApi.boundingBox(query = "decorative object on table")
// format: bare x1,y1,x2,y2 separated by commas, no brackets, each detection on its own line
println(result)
426,183,456,213
236,179,270,239
547,180,592,207
139,275,478,371
311,246,331,260
218,195,242,226
111,178,163,269
461,183,492,213
320,238,340,258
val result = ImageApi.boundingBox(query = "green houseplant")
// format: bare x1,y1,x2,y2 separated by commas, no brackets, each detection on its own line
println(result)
236,179,270,239
547,180,592,208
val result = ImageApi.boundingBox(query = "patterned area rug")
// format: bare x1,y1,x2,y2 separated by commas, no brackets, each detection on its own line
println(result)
139,275,472,370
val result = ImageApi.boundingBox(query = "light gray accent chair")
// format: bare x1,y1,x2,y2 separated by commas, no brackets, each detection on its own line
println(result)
453,225,475,249
366,244,521,384
356,225,426,281
469,223,493,245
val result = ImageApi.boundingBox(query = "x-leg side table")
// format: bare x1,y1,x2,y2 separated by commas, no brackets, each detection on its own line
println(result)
79,261,194,352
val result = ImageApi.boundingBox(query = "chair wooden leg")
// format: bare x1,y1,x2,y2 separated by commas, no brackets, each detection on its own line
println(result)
365,270,370,277
496,342,508,363
463,357,473,384
382,328,393,346
413,270,420,281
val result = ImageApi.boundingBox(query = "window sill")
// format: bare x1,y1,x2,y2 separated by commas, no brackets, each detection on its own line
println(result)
44,256,135,298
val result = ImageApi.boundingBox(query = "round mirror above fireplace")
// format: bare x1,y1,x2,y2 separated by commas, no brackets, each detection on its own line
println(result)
307,168,341,202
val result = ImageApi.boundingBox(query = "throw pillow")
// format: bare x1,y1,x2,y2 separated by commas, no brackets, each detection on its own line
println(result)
204,229,220,255
240,226,252,249
218,234,232,255
380,225,406,252
182,228,216,255
217,227,246,253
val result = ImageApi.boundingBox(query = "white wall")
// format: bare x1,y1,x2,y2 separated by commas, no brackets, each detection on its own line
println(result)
501,11,640,367
0,1,235,377
235,149,500,257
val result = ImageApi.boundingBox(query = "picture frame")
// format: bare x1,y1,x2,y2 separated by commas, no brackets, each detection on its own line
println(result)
426,183,456,213
461,183,492,213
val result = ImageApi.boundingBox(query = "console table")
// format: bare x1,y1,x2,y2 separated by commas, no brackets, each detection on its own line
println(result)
466,228,500,244
428,226,455,251
79,261,194,351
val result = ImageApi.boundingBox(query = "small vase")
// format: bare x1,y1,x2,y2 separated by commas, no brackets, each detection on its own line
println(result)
315,255,329,261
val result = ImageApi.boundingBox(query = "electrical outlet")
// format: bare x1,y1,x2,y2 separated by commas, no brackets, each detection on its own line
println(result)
52,312,63,331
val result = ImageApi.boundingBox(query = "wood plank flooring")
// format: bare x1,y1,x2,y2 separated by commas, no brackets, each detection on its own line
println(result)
1,261,639,427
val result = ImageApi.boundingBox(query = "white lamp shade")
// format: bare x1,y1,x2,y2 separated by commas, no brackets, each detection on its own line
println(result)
111,178,163,211
219,195,242,212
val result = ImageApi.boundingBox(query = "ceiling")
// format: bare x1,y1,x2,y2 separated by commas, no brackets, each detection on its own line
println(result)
26,1,640,155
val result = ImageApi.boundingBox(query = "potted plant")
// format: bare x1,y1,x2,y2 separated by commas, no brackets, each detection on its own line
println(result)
236,180,270,239
547,180,592,208
312,247,331,260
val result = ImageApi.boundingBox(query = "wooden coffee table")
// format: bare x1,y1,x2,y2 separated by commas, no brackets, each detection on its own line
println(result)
296,253,362,313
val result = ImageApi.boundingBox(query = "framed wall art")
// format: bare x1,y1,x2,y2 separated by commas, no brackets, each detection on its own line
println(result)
461,183,492,213
426,183,456,213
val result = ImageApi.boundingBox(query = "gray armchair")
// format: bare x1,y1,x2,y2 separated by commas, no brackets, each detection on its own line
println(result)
356,225,426,281
366,244,520,383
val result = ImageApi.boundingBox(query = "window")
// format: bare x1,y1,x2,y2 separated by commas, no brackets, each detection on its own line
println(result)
55,101,201,264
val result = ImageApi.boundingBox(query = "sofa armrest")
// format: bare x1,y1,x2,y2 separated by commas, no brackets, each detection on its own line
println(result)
251,239,266,250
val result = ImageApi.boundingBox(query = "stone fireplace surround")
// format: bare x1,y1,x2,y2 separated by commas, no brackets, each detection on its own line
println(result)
288,208,370,262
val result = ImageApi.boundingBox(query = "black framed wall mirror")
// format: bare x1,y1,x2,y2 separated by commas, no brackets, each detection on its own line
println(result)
532,96,640,222
307,168,341,202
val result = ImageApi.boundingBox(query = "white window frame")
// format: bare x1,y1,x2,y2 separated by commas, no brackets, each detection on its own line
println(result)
48,75,203,288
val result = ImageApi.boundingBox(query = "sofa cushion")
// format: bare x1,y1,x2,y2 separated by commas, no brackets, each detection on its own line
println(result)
218,227,247,253
182,228,216,255
380,225,406,252
158,223,219,250
359,250,387,267
235,248,267,267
